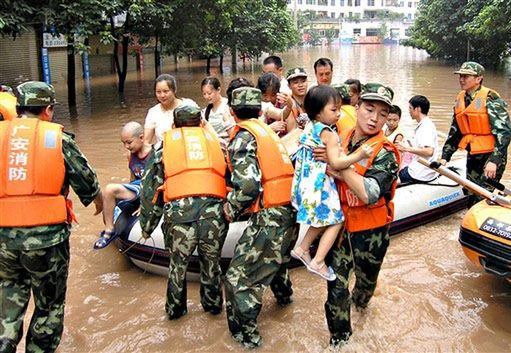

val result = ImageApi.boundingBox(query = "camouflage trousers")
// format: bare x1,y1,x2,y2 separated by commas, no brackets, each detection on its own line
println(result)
0,239,69,353
224,222,298,348
325,225,390,346
162,216,228,320
466,152,507,207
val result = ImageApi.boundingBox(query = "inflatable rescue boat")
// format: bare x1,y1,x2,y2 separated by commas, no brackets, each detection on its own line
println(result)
114,159,468,276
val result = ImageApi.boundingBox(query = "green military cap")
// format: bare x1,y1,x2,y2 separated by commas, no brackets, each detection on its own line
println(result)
331,83,352,101
173,103,202,127
230,87,261,108
15,81,58,106
286,67,307,81
454,61,485,76
360,83,394,107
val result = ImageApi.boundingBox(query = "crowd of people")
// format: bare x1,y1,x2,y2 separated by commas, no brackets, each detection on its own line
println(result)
0,56,510,352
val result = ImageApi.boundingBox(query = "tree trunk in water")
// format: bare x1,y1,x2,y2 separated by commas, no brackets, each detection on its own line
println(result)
66,38,76,107
118,34,129,94
154,34,160,78
219,54,224,74
231,46,237,73
206,56,211,75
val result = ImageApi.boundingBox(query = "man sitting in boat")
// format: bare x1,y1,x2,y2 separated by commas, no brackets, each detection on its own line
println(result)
139,103,229,320
223,86,298,348
93,122,152,249
397,95,439,183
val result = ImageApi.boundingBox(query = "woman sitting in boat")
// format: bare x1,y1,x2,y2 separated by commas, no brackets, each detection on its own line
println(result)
200,76,233,145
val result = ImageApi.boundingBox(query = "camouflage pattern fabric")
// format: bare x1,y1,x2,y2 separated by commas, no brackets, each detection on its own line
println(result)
162,202,228,319
441,87,511,206
0,120,99,353
224,128,298,348
360,83,394,107
230,87,262,108
139,144,228,318
15,81,58,107
453,61,485,76
324,134,398,347
173,103,201,127
325,225,390,346
0,239,69,353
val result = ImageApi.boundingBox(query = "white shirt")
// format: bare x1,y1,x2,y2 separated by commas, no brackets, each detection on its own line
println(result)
144,98,196,143
201,97,234,141
408,116,439,181
280,78,291,94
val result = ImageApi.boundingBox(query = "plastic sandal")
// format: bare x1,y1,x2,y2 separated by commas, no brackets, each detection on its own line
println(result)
307,259,336,281
93,230,119,250
290,247,311,266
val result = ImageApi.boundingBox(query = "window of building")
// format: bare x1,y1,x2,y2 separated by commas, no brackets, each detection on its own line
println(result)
368,0,375,5
408,1,412,7
298,0,303,3
354,12,360,18
340,0,345,5
355,0,361,6
331,0,336,5
353,28,361,35
339,12,344,17
348,0,352,6
331,12,336,17
306,0,315,4
366,10,376,18
318,0,328,5
399,1,404,6
366,28,379,36
404,28,411,36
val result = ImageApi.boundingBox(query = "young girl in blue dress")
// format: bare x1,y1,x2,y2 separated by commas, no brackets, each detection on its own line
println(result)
291,85,372,281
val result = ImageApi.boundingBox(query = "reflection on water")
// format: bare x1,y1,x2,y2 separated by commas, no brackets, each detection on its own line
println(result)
22,46,511,352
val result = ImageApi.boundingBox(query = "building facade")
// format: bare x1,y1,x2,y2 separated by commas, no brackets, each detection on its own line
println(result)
288,0,419,43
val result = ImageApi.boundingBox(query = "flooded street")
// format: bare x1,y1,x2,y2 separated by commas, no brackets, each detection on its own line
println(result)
20,46,511,352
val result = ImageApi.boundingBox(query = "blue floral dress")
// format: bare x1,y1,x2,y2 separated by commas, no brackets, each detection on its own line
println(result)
291,121,344,226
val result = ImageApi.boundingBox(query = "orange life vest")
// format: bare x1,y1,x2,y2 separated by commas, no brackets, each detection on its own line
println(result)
230,119,294,213
337,128,399,233
161,127,226,201
0,118,67,227
337,105,357,132
454,86,495,154
0,92,17,121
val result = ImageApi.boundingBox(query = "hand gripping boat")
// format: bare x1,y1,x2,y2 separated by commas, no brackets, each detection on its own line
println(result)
114,159,468,276
419,159,511,280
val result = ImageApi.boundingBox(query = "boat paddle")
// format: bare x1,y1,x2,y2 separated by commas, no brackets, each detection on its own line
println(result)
418,158,511,208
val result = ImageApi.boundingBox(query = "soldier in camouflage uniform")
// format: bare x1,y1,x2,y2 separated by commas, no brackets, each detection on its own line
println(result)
139,104,228,319
223,85,298,348
0,81,102,353
440,61,511,206
320,83,399,347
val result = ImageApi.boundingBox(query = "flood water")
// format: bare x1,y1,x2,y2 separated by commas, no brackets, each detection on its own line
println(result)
19,45,511,352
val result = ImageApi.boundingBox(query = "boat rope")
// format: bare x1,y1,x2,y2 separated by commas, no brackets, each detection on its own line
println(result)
120,235,157,275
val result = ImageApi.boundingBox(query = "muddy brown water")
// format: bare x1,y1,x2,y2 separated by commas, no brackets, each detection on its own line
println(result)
17,46,511,352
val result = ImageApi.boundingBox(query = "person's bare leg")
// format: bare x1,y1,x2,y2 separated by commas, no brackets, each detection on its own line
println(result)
293,226,325,263
310,223,343,277
101,183,136,234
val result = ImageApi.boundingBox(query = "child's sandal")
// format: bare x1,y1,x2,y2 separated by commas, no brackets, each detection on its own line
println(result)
291,246,311,266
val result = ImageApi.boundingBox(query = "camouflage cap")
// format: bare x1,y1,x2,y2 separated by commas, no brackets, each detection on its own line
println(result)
15,81,58,106
230,87,261,108
453,61,485,76
360,83,394,107
286,67,307,81
173,103,202,127
331,83,352,101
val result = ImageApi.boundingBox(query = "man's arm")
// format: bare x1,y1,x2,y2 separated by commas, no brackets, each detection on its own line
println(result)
139,144,165,236
224,131,262,220
62,133,101,206
487,95,511,165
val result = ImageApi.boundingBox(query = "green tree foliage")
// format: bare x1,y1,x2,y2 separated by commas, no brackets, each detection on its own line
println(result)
0,0,40,38
406,0,511,66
